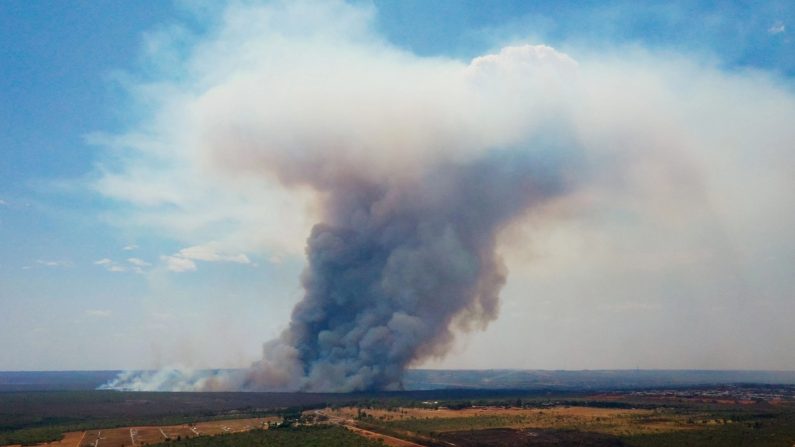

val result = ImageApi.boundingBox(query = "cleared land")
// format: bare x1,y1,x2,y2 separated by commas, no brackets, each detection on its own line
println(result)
314,392,795,447
327,405,697,437
6,418,277,447
437,428,624,447
314,405,700,446
343,425,423,447
150,425,383,447
3,431,85,447
3,386,795,447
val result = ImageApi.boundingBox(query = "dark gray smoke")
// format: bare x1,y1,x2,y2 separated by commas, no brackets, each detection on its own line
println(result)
96,3,585,391
229,147,577,392
93,3,795,390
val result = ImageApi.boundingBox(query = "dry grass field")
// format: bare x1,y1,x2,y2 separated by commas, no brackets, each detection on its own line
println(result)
327,405,699,438
4,431,87,447
15,418,278,447
342,425,423,447
3,386,794,447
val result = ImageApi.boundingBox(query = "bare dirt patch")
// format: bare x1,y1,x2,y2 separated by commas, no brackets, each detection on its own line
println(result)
27,418,277,447
15,431,86,447
344,425,424,447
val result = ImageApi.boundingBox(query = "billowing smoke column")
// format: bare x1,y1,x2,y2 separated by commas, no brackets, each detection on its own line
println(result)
104,143,574,392
103,46,579,391
99,3,584,392
93,3,795,390
233,149,573,391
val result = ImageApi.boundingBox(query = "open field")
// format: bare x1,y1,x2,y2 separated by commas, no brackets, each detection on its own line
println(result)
316,405,696,446
327,405,697,437
342,425,423,447
0,388,617,445
436,428,625,447
0,392,312,446
2,431,86,447
3,385,795,446
311,386,795,446
77,418,276,447
3,418,278,447
152,425,384,447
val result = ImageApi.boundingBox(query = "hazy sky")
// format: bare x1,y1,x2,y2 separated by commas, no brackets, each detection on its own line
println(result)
1,0,794,372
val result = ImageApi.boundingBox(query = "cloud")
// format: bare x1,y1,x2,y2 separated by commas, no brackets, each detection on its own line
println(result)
177,245,250,264
769,21,786,34
126,257,151,273
36,259,72,268
122,244,139,251
158,244,251,273
95,258,128,273
0,199,7,206
94,257,150,273
85,309,112,318
127,257,151,267
161,255,197,272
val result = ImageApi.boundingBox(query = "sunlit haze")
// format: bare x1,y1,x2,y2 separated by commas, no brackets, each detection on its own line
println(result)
1,1,794,385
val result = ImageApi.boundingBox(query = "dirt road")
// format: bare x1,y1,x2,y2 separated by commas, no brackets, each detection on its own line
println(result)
314,409,426,447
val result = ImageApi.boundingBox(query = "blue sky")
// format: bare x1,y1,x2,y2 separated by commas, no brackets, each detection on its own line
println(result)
1,1,794,372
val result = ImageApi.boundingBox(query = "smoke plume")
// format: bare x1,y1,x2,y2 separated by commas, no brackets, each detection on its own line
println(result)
233,147,574,391
104,44,580,391
104,145,575,392
99,1,795,390
98,2,584,391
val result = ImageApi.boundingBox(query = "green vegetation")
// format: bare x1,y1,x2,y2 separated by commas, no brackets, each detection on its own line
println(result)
150,426,382,447
385,414,529,434
624,410,795,447
0,426,65,446
3,387,795,446
0,391,287,446
0,389,558,445
350,392,795,447
0,414,273,446
365,405,795,447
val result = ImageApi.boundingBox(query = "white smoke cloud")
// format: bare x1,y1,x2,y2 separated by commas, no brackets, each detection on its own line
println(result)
177,245,250,264
161,255,197,273
95,257,150,273
127,258,151,267
97,1,795,388
157,244,251,273
769,21,786,34
36,259,72,268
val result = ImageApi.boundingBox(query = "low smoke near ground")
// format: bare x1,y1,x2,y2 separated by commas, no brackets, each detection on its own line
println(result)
97,2,795,391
